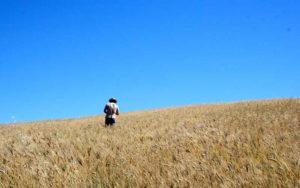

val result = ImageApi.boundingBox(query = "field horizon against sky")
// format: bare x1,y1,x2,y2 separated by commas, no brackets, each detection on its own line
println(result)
1,0,299,123
0,99,299,187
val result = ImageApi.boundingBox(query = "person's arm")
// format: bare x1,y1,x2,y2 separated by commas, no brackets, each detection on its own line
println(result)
104,105,108,114
116,107,119,115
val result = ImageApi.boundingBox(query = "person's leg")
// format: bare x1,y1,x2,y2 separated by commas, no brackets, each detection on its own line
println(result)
105,118,110,126
105,118,115,126
110,118,116,126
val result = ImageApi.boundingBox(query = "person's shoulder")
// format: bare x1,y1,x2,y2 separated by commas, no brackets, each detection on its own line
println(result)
112,103,118,108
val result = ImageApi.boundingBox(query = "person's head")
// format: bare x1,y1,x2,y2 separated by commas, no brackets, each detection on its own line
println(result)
109,97,117,103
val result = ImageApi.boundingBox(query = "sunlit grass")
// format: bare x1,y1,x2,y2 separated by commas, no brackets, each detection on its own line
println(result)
0,99,299,187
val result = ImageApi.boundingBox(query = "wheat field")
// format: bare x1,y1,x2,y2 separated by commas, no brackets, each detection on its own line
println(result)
0,99,299,187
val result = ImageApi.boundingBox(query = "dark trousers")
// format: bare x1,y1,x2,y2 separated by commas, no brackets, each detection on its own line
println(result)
105,118,116,126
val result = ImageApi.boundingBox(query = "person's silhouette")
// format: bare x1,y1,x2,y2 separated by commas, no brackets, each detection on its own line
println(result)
103,98,119,126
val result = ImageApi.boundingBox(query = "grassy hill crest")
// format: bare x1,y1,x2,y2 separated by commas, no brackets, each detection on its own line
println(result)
0,98,299,187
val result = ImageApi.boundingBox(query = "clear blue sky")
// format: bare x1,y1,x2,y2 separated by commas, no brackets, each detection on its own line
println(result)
1,0,299,123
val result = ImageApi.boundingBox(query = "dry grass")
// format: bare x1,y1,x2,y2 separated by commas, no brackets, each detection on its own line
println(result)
0,99,300,187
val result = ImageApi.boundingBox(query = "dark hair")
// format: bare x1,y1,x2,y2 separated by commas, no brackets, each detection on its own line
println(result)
109,98,117,103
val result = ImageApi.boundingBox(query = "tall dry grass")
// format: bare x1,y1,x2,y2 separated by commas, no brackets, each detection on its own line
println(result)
0,99,299,187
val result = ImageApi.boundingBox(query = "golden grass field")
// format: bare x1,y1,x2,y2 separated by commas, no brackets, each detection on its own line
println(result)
0,99,299,187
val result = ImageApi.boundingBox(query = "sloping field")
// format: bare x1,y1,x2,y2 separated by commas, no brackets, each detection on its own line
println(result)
0,99,299,187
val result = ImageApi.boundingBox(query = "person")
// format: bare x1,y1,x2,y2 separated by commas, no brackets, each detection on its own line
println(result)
103,97,119,126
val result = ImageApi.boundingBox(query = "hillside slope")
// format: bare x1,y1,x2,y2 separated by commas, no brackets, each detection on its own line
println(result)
0,99,299,187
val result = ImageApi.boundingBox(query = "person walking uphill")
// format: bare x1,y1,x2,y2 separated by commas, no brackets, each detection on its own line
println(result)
104,98,119,126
